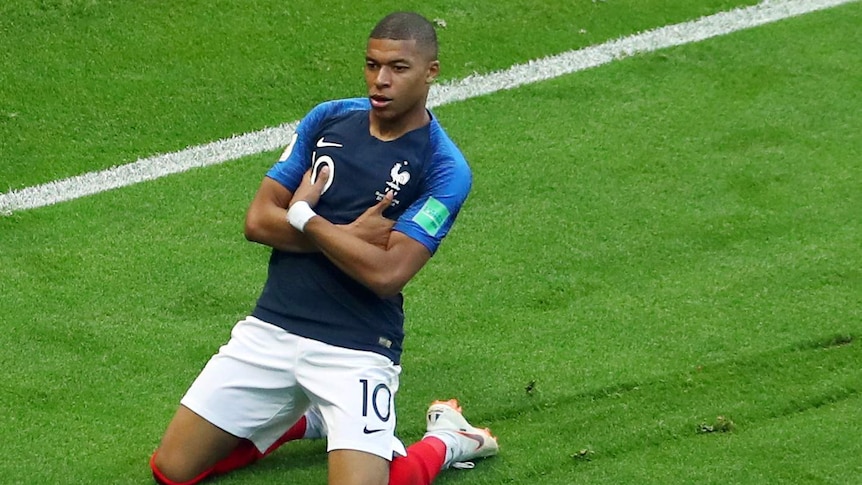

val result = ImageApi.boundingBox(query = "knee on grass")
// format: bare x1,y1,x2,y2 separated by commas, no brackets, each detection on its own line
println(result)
150,450,211,485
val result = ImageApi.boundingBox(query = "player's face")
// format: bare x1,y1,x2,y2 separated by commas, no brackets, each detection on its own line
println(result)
365,38,439,126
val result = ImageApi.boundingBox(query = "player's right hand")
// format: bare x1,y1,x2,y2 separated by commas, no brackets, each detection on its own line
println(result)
291,166,330,208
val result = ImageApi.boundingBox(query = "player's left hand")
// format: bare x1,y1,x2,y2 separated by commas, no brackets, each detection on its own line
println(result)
347,191,395,248
291,166,329,208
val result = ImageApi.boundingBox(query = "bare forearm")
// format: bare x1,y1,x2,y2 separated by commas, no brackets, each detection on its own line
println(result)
244,177,318,252
244,204,317,252
303,217,402,297
245,206,387,253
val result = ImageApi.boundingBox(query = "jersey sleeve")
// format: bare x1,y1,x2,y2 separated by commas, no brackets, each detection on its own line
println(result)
393,132,472,255
266,98,369,191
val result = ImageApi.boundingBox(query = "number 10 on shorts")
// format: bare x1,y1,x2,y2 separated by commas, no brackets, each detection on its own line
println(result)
360,379,392,422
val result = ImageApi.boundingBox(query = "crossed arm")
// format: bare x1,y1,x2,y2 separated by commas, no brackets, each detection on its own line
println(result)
244,172,432,298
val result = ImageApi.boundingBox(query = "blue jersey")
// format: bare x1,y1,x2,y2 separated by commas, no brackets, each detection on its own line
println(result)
251,98,472,363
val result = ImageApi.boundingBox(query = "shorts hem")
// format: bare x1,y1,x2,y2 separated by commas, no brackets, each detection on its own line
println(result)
326,439,401,461
180,396,251,442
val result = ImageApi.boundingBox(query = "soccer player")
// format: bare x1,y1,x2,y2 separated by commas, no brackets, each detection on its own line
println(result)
150,11,498,485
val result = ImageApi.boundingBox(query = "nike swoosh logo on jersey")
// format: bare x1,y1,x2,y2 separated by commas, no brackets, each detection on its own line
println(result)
363,426,386,434
316,137,343,148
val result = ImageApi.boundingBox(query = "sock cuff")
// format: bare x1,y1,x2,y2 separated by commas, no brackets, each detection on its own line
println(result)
421,432,459,469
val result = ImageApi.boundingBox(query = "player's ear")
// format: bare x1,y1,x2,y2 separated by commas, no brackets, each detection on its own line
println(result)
426,60,440,84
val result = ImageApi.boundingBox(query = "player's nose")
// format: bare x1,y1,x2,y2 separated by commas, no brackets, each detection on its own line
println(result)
375,67,392,87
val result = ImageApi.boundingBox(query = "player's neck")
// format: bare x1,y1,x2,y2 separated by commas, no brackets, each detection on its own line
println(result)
370,107,430,141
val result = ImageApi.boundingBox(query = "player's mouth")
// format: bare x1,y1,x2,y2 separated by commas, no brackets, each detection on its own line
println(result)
370,94,392,109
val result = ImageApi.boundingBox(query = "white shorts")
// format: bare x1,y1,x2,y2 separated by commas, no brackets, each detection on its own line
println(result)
181,316,406,460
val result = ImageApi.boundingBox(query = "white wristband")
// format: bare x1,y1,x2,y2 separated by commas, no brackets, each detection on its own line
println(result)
287,201,317,232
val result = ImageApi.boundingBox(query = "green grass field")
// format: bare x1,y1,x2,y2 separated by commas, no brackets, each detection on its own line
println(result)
2,1,860,483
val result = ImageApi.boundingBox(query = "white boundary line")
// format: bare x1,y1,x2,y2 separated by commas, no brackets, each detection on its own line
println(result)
1,0,855,215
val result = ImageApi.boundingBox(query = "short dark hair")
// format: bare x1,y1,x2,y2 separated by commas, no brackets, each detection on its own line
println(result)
369,12,438,60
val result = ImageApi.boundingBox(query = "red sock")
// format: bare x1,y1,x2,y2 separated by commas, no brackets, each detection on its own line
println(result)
265,415,308,455
388,437,447,485
213,415,309,474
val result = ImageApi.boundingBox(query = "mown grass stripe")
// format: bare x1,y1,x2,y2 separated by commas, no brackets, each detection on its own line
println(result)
0,0,854,215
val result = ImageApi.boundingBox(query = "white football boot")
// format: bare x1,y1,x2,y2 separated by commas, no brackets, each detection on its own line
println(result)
425,399,499,469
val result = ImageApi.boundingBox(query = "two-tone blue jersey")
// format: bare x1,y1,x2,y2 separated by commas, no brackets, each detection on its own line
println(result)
251,98,472,363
